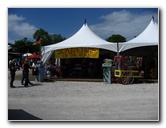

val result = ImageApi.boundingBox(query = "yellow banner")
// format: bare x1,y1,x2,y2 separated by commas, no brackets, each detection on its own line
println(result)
55,48,99,58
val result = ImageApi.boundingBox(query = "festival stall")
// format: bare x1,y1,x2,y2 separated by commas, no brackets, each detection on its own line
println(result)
117,18,159,79
41,17,159,81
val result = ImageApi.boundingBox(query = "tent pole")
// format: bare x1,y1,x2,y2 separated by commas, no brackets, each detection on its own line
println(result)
117,42,119,56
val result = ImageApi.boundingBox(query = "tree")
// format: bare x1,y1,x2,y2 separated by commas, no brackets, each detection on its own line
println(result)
33,28,66,46
106,34,126,43
11,38,38,54
11,38,28,53
33,28,50,46
50,34,66,44
9,28,66,54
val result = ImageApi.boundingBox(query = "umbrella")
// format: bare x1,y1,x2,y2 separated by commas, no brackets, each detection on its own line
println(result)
26,54,41,59
23,53,33,57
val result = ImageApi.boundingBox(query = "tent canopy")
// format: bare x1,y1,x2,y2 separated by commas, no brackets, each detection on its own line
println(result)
41,23,117,63
119,19,159,52
41,18,159,64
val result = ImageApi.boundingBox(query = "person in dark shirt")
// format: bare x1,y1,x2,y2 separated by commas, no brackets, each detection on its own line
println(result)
21,60,25,85
23,59,30,87
9,59,18,88
21,60,33,85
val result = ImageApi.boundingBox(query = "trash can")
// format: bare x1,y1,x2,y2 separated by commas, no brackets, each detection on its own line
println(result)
102,59,113,84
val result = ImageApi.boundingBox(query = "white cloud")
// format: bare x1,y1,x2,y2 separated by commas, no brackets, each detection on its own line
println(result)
90,10,158,41
8,14,25,22
8,14,38,38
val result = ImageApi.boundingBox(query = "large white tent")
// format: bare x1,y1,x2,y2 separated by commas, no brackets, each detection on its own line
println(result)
119,18,159,53
41,22,117,64
41,18,159,64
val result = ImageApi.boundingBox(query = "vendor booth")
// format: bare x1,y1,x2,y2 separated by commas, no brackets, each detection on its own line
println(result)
40,17,159,81
41,21,117,80
118,18,159,79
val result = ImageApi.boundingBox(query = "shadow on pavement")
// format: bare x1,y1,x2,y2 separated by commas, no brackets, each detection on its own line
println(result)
8,109,42,120
31,83,43,86
15,83,43,88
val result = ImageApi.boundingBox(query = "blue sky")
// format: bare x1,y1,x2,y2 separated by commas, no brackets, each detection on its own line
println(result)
8,8,158,43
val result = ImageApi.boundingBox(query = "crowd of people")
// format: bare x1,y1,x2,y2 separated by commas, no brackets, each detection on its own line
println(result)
9,59,36,88
9,58,63,88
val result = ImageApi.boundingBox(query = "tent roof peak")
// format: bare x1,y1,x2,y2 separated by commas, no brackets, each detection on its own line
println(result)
83,18,87,26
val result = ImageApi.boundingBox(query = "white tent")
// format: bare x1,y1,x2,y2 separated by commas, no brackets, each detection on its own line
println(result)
119,18,159,52
41,23,117,64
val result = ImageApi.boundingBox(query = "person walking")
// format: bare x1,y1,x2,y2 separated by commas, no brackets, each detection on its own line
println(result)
9,59,18,88
21,60,25,85
21,59,33,85
23,59,31,87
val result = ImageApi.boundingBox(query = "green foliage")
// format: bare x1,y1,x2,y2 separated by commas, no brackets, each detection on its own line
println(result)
50,34,66,44
9,28,66,54
33,28,50,46
106,34,126,43
33,28,66,46
11,38,31,53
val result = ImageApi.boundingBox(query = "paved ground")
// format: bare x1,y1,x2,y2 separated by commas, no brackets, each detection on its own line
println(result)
8,78,159,121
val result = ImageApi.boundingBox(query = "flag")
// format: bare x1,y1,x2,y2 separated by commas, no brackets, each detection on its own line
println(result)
33,36,41,45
